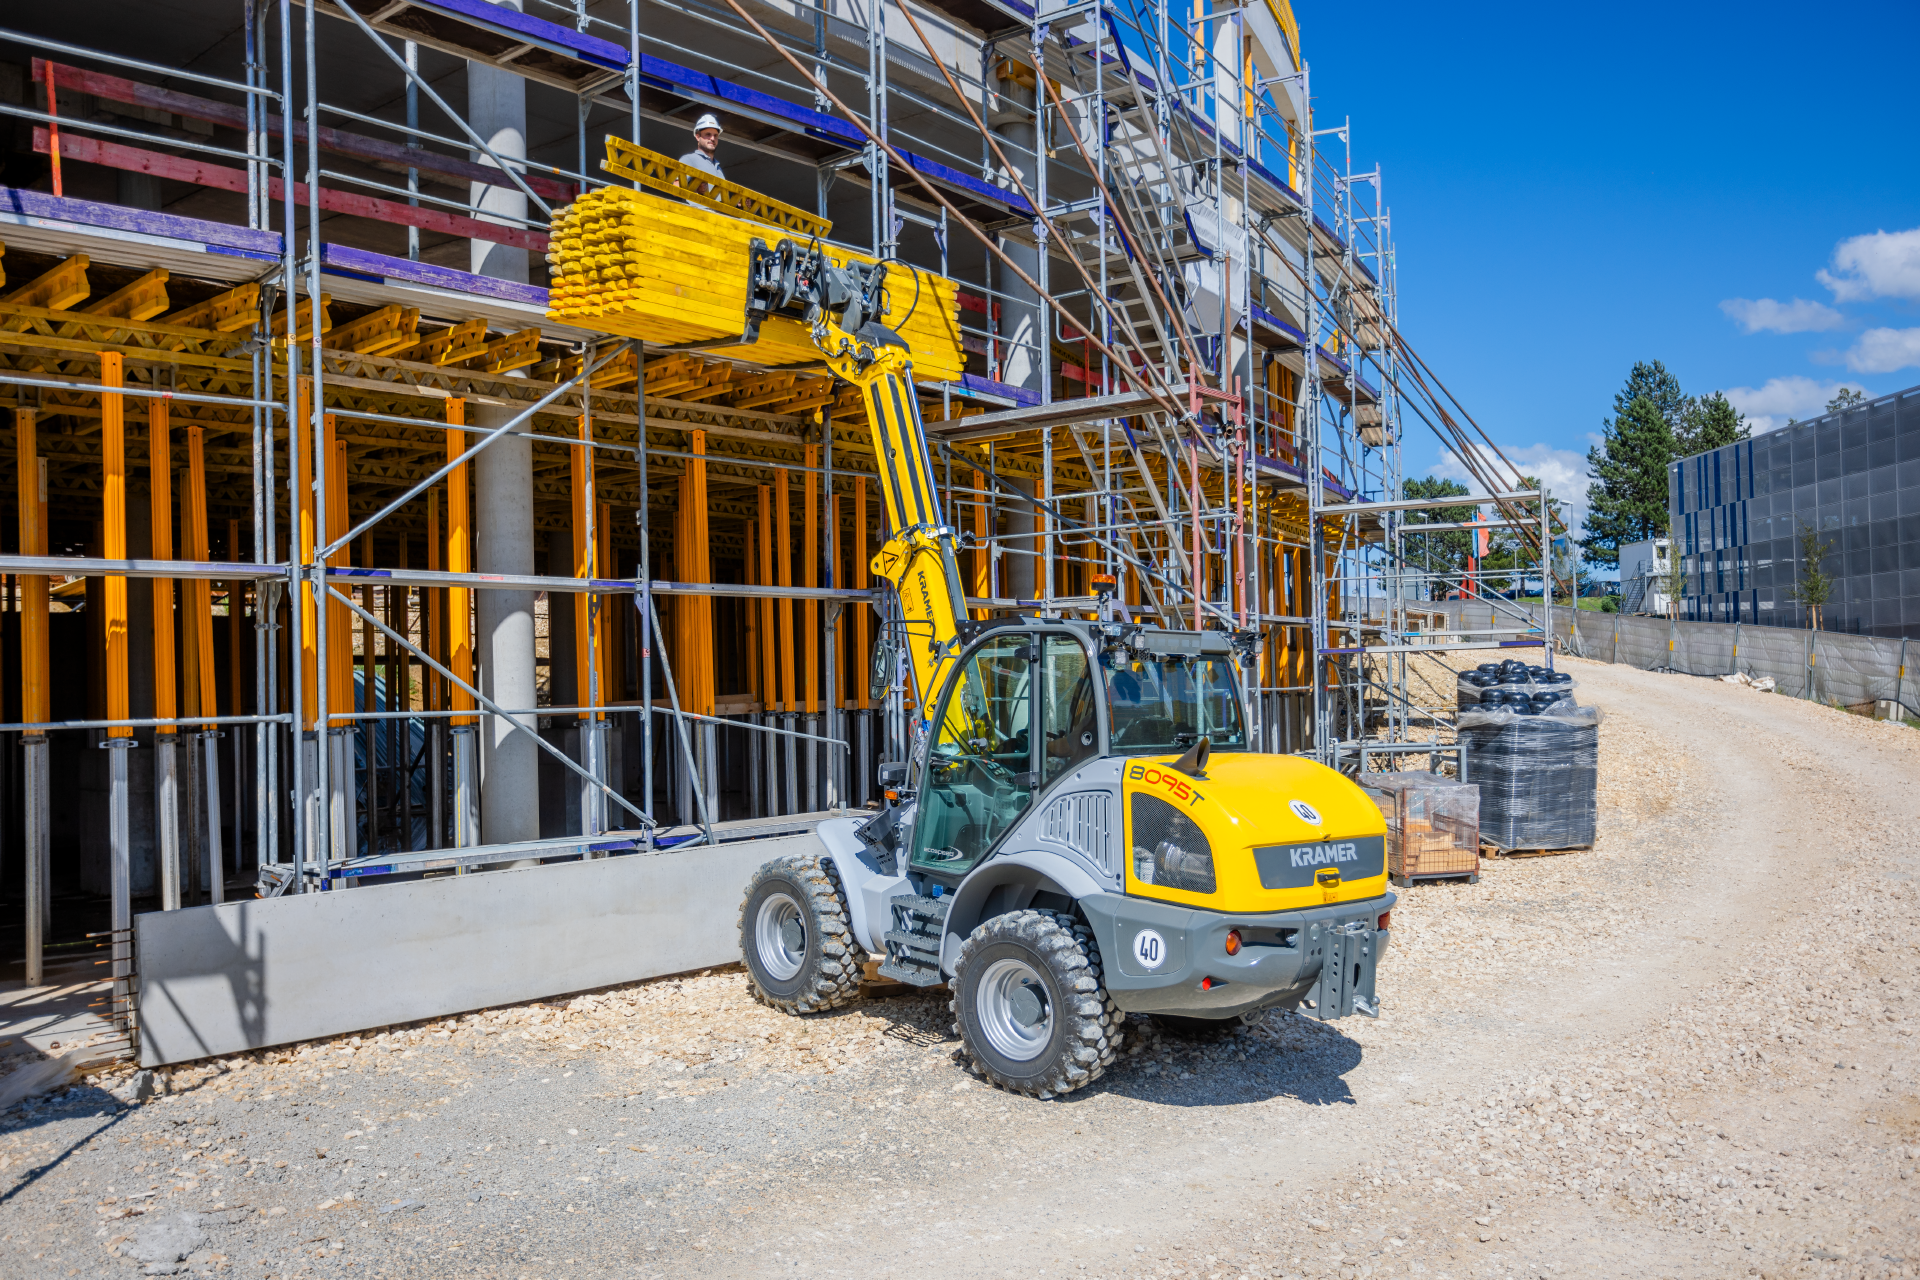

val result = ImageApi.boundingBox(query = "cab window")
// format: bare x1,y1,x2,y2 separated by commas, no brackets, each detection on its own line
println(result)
910,634,1034,874
1040,635,1099,784
1103,653,1246,755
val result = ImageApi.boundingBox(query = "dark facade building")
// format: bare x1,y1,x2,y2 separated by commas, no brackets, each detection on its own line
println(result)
1670,383,1920,637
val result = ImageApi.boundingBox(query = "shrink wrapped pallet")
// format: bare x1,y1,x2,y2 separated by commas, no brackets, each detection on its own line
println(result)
1359,772,1481,884
545,186,964,380
1456,705,1600,851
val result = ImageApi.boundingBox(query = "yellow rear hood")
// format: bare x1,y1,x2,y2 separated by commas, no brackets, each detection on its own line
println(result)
1122,752,1388,913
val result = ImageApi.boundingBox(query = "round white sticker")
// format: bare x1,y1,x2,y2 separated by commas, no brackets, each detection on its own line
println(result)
1289,798,1323,825
1132,928,1168,971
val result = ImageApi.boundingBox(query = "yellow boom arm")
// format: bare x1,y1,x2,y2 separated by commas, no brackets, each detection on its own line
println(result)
814,323,970,729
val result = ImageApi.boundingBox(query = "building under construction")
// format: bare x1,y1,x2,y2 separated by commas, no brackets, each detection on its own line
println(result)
0,0,1556,1054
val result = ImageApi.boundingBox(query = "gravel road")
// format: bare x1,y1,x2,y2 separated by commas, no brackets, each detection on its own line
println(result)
2,657,1916,1280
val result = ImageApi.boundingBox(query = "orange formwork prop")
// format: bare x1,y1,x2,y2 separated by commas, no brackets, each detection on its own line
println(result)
971,468,990,621
17,409,49,984
444,401,473,726
149,402,176,732
571,416,600,719
295,377,319,732
853,476,869,710
803,444,818,716
774,473,794,714
100,352,130,733
756,487,775,710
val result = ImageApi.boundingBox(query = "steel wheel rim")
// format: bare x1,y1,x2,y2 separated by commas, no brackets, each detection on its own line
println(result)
755,891,806,981
976,956,1054,1062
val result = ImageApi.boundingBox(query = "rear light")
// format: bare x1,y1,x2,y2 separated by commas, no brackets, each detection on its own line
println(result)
1224,929,1242,956
1377,911,1391,931
1200,976,1213,991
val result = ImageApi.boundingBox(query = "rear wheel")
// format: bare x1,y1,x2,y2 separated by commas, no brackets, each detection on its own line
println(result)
951,910,1122,1099
738,855,866,1014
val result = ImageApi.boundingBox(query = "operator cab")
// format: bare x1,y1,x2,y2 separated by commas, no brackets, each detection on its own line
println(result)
906,620,1248,885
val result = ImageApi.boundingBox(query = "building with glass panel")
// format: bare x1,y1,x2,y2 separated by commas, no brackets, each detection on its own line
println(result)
1669,383,1920,637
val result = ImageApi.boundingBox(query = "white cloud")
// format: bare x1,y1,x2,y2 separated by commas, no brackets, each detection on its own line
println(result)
1718,296,1843,334
1816,226,1920,302
1844,326,1920,374
1434,443,1592,539
1723,375,1868,433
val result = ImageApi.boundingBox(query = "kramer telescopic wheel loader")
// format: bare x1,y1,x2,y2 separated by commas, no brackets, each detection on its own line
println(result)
728,237,1394,1099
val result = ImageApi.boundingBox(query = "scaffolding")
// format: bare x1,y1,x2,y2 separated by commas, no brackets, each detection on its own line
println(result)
0,0,1561,1012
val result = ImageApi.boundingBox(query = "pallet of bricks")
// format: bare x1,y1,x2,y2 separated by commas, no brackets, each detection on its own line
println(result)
1359,773,1480,887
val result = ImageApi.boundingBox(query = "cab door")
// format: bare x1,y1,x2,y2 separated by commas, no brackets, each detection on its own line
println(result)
910,632,1036,876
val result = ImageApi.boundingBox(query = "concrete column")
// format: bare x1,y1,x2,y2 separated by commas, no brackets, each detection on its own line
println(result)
473,411,539,844
1004,477,1036,601
467,8,530,283
468,27,537,846
991,70,1041,395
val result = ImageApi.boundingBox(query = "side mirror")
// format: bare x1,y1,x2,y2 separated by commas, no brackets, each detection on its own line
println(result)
877,760,909,786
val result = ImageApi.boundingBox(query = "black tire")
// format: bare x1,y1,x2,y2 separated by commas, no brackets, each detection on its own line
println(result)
738,854,867,1015
950,909,1123,1099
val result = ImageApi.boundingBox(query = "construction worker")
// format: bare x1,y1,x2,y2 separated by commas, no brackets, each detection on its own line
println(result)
680,112,725,182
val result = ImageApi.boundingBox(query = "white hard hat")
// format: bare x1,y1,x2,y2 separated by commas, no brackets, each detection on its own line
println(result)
694,112,723,134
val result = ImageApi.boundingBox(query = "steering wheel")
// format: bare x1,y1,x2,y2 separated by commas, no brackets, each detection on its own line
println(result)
1113,716,1176,749
963,753,1016,796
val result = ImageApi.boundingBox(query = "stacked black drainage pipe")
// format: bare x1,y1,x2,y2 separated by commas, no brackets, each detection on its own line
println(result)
1457,659,1598,851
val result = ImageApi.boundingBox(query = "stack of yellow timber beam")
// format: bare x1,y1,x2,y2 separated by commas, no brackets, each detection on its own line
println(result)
546,175,964,381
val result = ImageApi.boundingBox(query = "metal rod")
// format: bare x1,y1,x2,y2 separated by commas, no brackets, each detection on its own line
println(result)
326,583,654,827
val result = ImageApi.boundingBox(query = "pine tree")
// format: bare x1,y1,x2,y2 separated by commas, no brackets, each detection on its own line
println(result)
1615,360,1687,437
1677,391,1749,456
1581,393,1675,568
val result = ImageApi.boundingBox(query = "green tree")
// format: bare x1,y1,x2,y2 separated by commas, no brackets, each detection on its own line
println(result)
1677,390,1749,456
1825,386,1865,414
1482,475,1567,593
1582,390,1676,569
1787,520,1834,630
1402,476,1472,599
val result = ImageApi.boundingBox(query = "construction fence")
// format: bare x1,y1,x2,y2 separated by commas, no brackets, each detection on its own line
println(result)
1423,601,1918,715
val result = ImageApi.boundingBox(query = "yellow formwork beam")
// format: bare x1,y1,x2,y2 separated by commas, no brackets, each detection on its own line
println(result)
83,268,169,323
16,409,48,726
600,137,831,240
4,254,90,313
150,399,176,734
325,303,420,356
101,351,130,737
546,186,963,380
161,283,260,334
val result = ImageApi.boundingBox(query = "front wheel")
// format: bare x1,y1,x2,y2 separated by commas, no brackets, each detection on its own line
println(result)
950,909,1123,1099
738,855,866,1014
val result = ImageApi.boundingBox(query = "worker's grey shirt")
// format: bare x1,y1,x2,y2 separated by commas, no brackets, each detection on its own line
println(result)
678,150,724,180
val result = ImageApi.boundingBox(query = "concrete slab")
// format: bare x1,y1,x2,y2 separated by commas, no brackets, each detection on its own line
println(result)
133,833,822,1068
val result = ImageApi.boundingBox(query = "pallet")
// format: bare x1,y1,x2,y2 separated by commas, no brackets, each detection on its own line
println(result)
1480,842,1593,859
1391,870,1477,887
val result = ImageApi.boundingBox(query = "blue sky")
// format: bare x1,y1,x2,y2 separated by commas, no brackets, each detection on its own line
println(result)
1301,0,1920,535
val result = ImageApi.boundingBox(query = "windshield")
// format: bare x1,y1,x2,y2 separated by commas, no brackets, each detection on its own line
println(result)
1102,654,1247,755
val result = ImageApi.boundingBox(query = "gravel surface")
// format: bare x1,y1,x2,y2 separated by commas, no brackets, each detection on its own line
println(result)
2,657,1916,1279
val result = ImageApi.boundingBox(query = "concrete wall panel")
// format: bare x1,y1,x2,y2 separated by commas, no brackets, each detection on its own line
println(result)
134,835,820,1067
